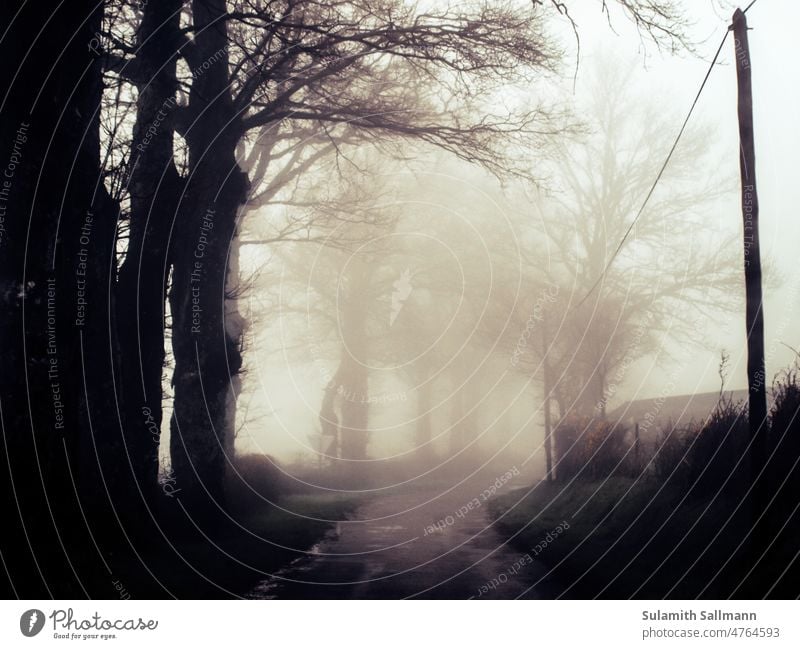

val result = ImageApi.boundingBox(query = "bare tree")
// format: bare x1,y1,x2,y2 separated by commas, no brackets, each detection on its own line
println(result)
165,0,567,507
97,0,697,505
491,61,741,477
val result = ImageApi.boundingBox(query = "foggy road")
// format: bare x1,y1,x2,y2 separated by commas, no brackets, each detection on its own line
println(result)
248,480,559,599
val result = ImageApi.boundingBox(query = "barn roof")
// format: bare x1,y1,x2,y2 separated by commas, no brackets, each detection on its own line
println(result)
607,389,757,435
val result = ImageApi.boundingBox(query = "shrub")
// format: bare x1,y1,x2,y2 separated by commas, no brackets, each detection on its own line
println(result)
683,396,748,499
554,416,633,481
553,415,585,482
767,366,800,503
651,421,689,487
224,453,285,512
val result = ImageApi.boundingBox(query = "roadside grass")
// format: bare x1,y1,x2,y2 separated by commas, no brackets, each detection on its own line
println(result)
239,492,365,553
497,374,800,599
118,492,365,598
489,477,760,598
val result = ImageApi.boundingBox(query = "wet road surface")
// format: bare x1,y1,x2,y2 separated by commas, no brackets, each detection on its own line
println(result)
248,479,559,599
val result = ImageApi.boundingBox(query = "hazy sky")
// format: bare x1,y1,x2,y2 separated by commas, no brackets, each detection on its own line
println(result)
559,0,800,398
233,1,800,463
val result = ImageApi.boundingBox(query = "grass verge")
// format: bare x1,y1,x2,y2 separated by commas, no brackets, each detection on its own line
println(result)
117,492,365,598
488,477,776,598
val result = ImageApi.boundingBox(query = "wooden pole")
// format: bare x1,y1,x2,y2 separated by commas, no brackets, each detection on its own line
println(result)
732,8,768,517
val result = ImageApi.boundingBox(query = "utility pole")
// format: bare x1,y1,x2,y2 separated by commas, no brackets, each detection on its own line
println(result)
732,8,768,527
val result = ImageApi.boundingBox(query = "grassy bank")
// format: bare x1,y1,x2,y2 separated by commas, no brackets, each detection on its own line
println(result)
240,492,365,556
116,492,364,599
490,477,798,598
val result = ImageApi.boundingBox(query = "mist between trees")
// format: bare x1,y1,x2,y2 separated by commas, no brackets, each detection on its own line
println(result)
1,0,797,599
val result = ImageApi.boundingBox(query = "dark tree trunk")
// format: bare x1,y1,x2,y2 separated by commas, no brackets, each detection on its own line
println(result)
319,380,341,461
335,260,371,462
169,0,247,513
415,375,434,458
449,354,478,456
334,339,370,462
338,357,370,461
596,363,607,418
169,157,246,513
116,0,184,504
449,378,465,455
0,0,119,596
541,331,555,482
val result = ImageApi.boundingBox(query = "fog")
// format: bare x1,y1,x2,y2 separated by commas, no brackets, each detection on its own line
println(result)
6,0,799,602
220,2,800,479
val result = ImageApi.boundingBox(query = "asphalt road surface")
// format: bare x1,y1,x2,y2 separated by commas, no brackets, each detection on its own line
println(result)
249,478,559,599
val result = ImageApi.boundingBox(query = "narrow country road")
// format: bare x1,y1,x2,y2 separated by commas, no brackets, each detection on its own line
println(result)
248,477,558,599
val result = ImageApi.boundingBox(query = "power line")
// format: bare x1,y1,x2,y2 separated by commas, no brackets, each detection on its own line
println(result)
743,0,761,14
573,24,733,309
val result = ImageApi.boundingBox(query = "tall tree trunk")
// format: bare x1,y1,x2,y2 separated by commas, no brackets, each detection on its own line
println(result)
0,0,118,596
336,260,371,462
169,0,247,513
596,363,607,418
450,352,471,455
319,379,341,462
116,0,184,503
415,374,434,459
449,355,476,456
449,379,465,455
338,358,370,461
336,347,370,462
223,220,247,460
541,325,554,482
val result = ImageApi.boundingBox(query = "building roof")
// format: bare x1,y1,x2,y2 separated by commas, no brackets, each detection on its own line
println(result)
607,389,756,436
